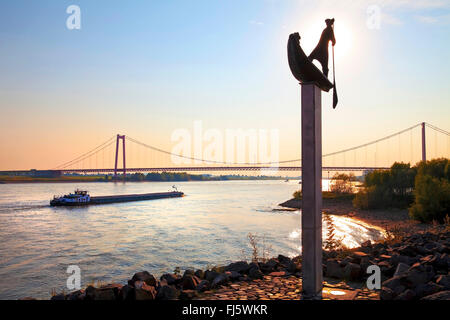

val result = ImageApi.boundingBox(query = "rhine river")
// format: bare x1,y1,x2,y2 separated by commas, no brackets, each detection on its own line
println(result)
0,180,385,299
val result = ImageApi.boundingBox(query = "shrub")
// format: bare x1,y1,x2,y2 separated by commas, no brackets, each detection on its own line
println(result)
353,162,415,209
409,158,450,223
329,173,355,194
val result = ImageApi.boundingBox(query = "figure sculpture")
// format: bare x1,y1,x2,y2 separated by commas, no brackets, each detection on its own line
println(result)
308,18,336,77
287,18,338,108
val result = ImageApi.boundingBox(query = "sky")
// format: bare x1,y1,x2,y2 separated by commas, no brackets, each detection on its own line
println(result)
0,0,449,170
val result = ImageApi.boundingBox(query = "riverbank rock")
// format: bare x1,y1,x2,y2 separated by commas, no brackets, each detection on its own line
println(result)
160,273,180,286
134,281,157,300
181,274,201,290
130,271,157,287
225,261,250,274
156,285,179,300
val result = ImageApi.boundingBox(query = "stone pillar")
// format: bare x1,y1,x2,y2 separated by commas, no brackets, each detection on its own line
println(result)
301,83,323,299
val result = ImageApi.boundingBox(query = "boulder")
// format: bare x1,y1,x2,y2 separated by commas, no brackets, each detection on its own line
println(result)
226,271,242,281
382,276,407,295
225,261,250,274
380,287,395,300
406,263,434,288
436,275,450,289
51,293,65,301
260,259,278,273
181,275,201,290
204,270,219,282
397,245,417,257
395,289,416,301
119,285,135,301
414,282,444,298
351,251,369,264
421,290,450,300
134,281,157,300
179,290,198,300
393,262,410,278
211,273,229,288
183,269,195,277
343,263,362,281
278,255,291,266
156,285,179,300
248,267,264,280
131,271,157,287
195,280,210,292
160,273,180,286
194,269,205,279
94,283,122,300
325,259,344,279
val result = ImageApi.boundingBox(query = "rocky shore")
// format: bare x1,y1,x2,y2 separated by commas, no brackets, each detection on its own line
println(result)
40,229,449,301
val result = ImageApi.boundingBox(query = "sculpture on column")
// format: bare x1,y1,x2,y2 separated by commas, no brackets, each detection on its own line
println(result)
287,18,338,108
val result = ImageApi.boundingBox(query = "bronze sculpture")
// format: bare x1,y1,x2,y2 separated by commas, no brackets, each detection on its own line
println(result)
287,18,338,108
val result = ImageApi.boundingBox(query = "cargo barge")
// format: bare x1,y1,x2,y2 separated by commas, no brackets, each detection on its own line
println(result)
50,189,184,206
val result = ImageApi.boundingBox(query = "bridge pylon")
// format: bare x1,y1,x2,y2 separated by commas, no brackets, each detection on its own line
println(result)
114,134,126,181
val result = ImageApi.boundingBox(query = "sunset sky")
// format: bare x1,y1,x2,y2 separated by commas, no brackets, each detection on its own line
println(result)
0,0,449,170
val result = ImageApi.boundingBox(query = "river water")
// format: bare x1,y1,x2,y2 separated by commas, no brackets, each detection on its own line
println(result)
0,180,385,299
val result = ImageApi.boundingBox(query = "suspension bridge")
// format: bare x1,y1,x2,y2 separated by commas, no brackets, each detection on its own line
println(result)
5,122,448,179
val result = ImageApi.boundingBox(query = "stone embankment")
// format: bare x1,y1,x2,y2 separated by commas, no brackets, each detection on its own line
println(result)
43,230,449,301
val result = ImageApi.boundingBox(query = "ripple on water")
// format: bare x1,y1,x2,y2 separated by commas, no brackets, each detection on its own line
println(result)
0,181,385,299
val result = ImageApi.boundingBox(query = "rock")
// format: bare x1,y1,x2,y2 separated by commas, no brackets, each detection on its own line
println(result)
84,286,97,300
179,290,198,300
325,259,344,279
260,259,278,273
93,284,121,300
382,276,407,295
377,260,395,277
269,271,287,277
51,293,65,301
352,252,369,264
436,275,450,289
156,285,179,300
405,263,434,288
134,281,157,300
278,255,291,266
160,273,180,286
183,269,195,277
225,261,250,274
343,263,362,281
397,245,417,257
414,282,444,298
194,269,205,279
181,275,201,290
421,290,450,300
205,270,220,282
287,260,301,273
393,262,410,278
248,267,264,280
131,271,157,287
211,273,229,288
226,271,242,281
119,285,135,301
395,289,416,300
66,289,85,301
195,280,210,292
380,287,395,300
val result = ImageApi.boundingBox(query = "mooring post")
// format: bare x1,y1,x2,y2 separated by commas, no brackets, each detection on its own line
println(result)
301,83,323,299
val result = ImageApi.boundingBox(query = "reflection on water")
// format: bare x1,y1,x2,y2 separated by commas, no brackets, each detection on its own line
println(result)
0,180,384,299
